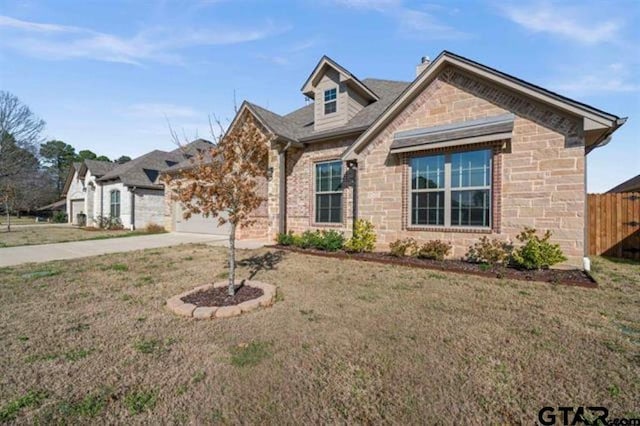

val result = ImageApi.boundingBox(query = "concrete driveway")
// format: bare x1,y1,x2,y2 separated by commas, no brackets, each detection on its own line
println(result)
0,232,266,267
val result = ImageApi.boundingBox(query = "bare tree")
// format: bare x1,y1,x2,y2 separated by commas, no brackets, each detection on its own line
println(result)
0,91,46,231
0,91,45,180
164,112,271,296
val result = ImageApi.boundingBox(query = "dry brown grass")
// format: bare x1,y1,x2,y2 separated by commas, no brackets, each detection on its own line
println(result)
0,246,638,424
0,226,151,248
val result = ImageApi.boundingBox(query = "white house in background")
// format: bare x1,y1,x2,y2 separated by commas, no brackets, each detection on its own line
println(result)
62,140,212,230
62,160,117,225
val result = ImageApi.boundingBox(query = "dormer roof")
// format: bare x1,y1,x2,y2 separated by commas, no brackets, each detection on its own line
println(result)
301,55,379,102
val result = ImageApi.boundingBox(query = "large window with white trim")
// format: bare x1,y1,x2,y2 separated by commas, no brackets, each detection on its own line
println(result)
315,161,343,223
110,190,121,218
410,148,491,228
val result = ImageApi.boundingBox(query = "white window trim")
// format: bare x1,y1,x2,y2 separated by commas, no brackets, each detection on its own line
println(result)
314,160,343,224
323,87,338,115
408,149,492,230
110,189,121,218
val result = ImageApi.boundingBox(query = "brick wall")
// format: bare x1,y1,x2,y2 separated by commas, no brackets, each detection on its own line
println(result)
281,138,355,236
358,68,585,267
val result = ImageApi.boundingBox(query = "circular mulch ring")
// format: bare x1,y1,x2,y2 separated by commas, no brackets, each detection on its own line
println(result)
166,281,276,320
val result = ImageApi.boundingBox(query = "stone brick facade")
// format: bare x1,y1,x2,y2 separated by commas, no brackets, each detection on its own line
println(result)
357,69,585,267
278,138,355,238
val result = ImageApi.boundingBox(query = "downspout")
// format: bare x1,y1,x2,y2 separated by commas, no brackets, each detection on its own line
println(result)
278,141,294,235
347,160,358,230
278,148,287,235
100,183,103,218
130,187,136,230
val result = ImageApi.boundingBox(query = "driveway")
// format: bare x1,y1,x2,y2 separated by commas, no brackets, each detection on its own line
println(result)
0,232,267,267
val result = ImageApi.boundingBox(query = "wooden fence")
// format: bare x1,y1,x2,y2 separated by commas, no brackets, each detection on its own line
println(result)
587,192,640,260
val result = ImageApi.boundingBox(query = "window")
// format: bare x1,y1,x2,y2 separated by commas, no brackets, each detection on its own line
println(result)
315,161,343,223
410,149,491,228
110,190,121,218
324,88,337,115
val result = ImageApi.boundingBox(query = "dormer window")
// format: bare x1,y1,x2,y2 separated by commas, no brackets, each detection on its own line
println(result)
324,88,337,115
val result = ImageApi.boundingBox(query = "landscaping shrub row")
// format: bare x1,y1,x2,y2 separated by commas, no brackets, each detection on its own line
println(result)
279,221,567,271
390,227,568,271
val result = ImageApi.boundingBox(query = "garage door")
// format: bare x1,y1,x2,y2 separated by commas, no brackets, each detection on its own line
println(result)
70,199,84,224
174,203,231,235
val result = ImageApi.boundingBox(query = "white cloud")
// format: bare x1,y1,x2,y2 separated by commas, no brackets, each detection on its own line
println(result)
0,15,286,65
499,2,622,44
551,63,639,95
330,0,468,40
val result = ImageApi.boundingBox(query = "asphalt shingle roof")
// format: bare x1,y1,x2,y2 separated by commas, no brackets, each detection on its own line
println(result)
247,78,410,143
608,174,640,193
83,159,118,177
98,140,212,188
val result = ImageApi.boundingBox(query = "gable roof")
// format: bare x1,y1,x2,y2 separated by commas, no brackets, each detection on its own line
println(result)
342,50,626,160
82,159,118,177
301,55,379,102
98,150,184,189
241,79,409,145
607,174,640,193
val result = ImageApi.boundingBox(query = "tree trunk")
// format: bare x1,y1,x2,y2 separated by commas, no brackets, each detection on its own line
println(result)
5,200,10,232
228,221,237,296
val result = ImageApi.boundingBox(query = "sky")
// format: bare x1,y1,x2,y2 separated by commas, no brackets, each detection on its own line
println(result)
0,0,638,192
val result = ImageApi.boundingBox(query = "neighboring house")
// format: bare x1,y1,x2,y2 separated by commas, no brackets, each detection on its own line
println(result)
607,174,640,193
62,160,118,225
163,51,625,268
63,140,212,229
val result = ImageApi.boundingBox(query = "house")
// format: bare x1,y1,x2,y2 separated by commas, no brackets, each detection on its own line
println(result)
62,160,118,225
607,174,640,193
64,140,212,229
163,51,626,268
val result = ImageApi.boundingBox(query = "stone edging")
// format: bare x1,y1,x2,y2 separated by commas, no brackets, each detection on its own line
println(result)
166,281,276,319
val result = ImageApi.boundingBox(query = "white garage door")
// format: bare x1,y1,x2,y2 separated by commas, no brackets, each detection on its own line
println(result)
70,199,84,224
174,203,231,235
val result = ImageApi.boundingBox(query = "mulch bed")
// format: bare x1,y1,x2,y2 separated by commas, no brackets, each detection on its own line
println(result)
181,284,264,307
270,245,597,288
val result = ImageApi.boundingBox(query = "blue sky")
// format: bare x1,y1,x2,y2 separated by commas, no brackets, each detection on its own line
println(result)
0,0,638,192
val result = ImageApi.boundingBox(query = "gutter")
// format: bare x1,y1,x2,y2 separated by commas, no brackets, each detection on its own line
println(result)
130,186,136,230
586,117,628,154
299,126,368,143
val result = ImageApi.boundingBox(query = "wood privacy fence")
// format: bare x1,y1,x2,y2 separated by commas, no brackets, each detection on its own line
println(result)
587,192,640,260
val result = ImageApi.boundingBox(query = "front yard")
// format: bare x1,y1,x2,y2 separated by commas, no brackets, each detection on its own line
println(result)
0,245,638,423
0,226,159,248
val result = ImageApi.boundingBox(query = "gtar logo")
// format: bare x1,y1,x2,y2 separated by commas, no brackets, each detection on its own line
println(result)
538,407,608,425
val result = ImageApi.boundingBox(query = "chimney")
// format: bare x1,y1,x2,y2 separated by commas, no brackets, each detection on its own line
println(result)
416,56,430,77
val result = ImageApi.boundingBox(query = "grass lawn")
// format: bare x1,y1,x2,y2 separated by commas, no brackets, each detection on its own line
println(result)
0,216,50,226
0,226,164,248
0,246,638,423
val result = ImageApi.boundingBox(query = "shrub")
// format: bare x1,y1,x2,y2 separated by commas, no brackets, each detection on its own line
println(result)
389,238,418,257
416,240,451,261
145,223,165,233
52,211,67,223
96,215,123,230
285,230,345,251
315,230,345,251
511,227,567,270
345,219,377,253
465,236,513,265
299,230,323,249
276,232,295,246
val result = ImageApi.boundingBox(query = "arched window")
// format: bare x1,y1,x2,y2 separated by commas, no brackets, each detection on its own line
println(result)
110,190,121,217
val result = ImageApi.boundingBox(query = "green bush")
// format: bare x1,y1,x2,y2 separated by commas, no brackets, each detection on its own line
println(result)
285,230,345,251
465,236,513,265
345,219,377,253
511,227,567,270
276,232,295,246
416,240,451,261
52,211,67,223
315,230,345,251
389,238,418,257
